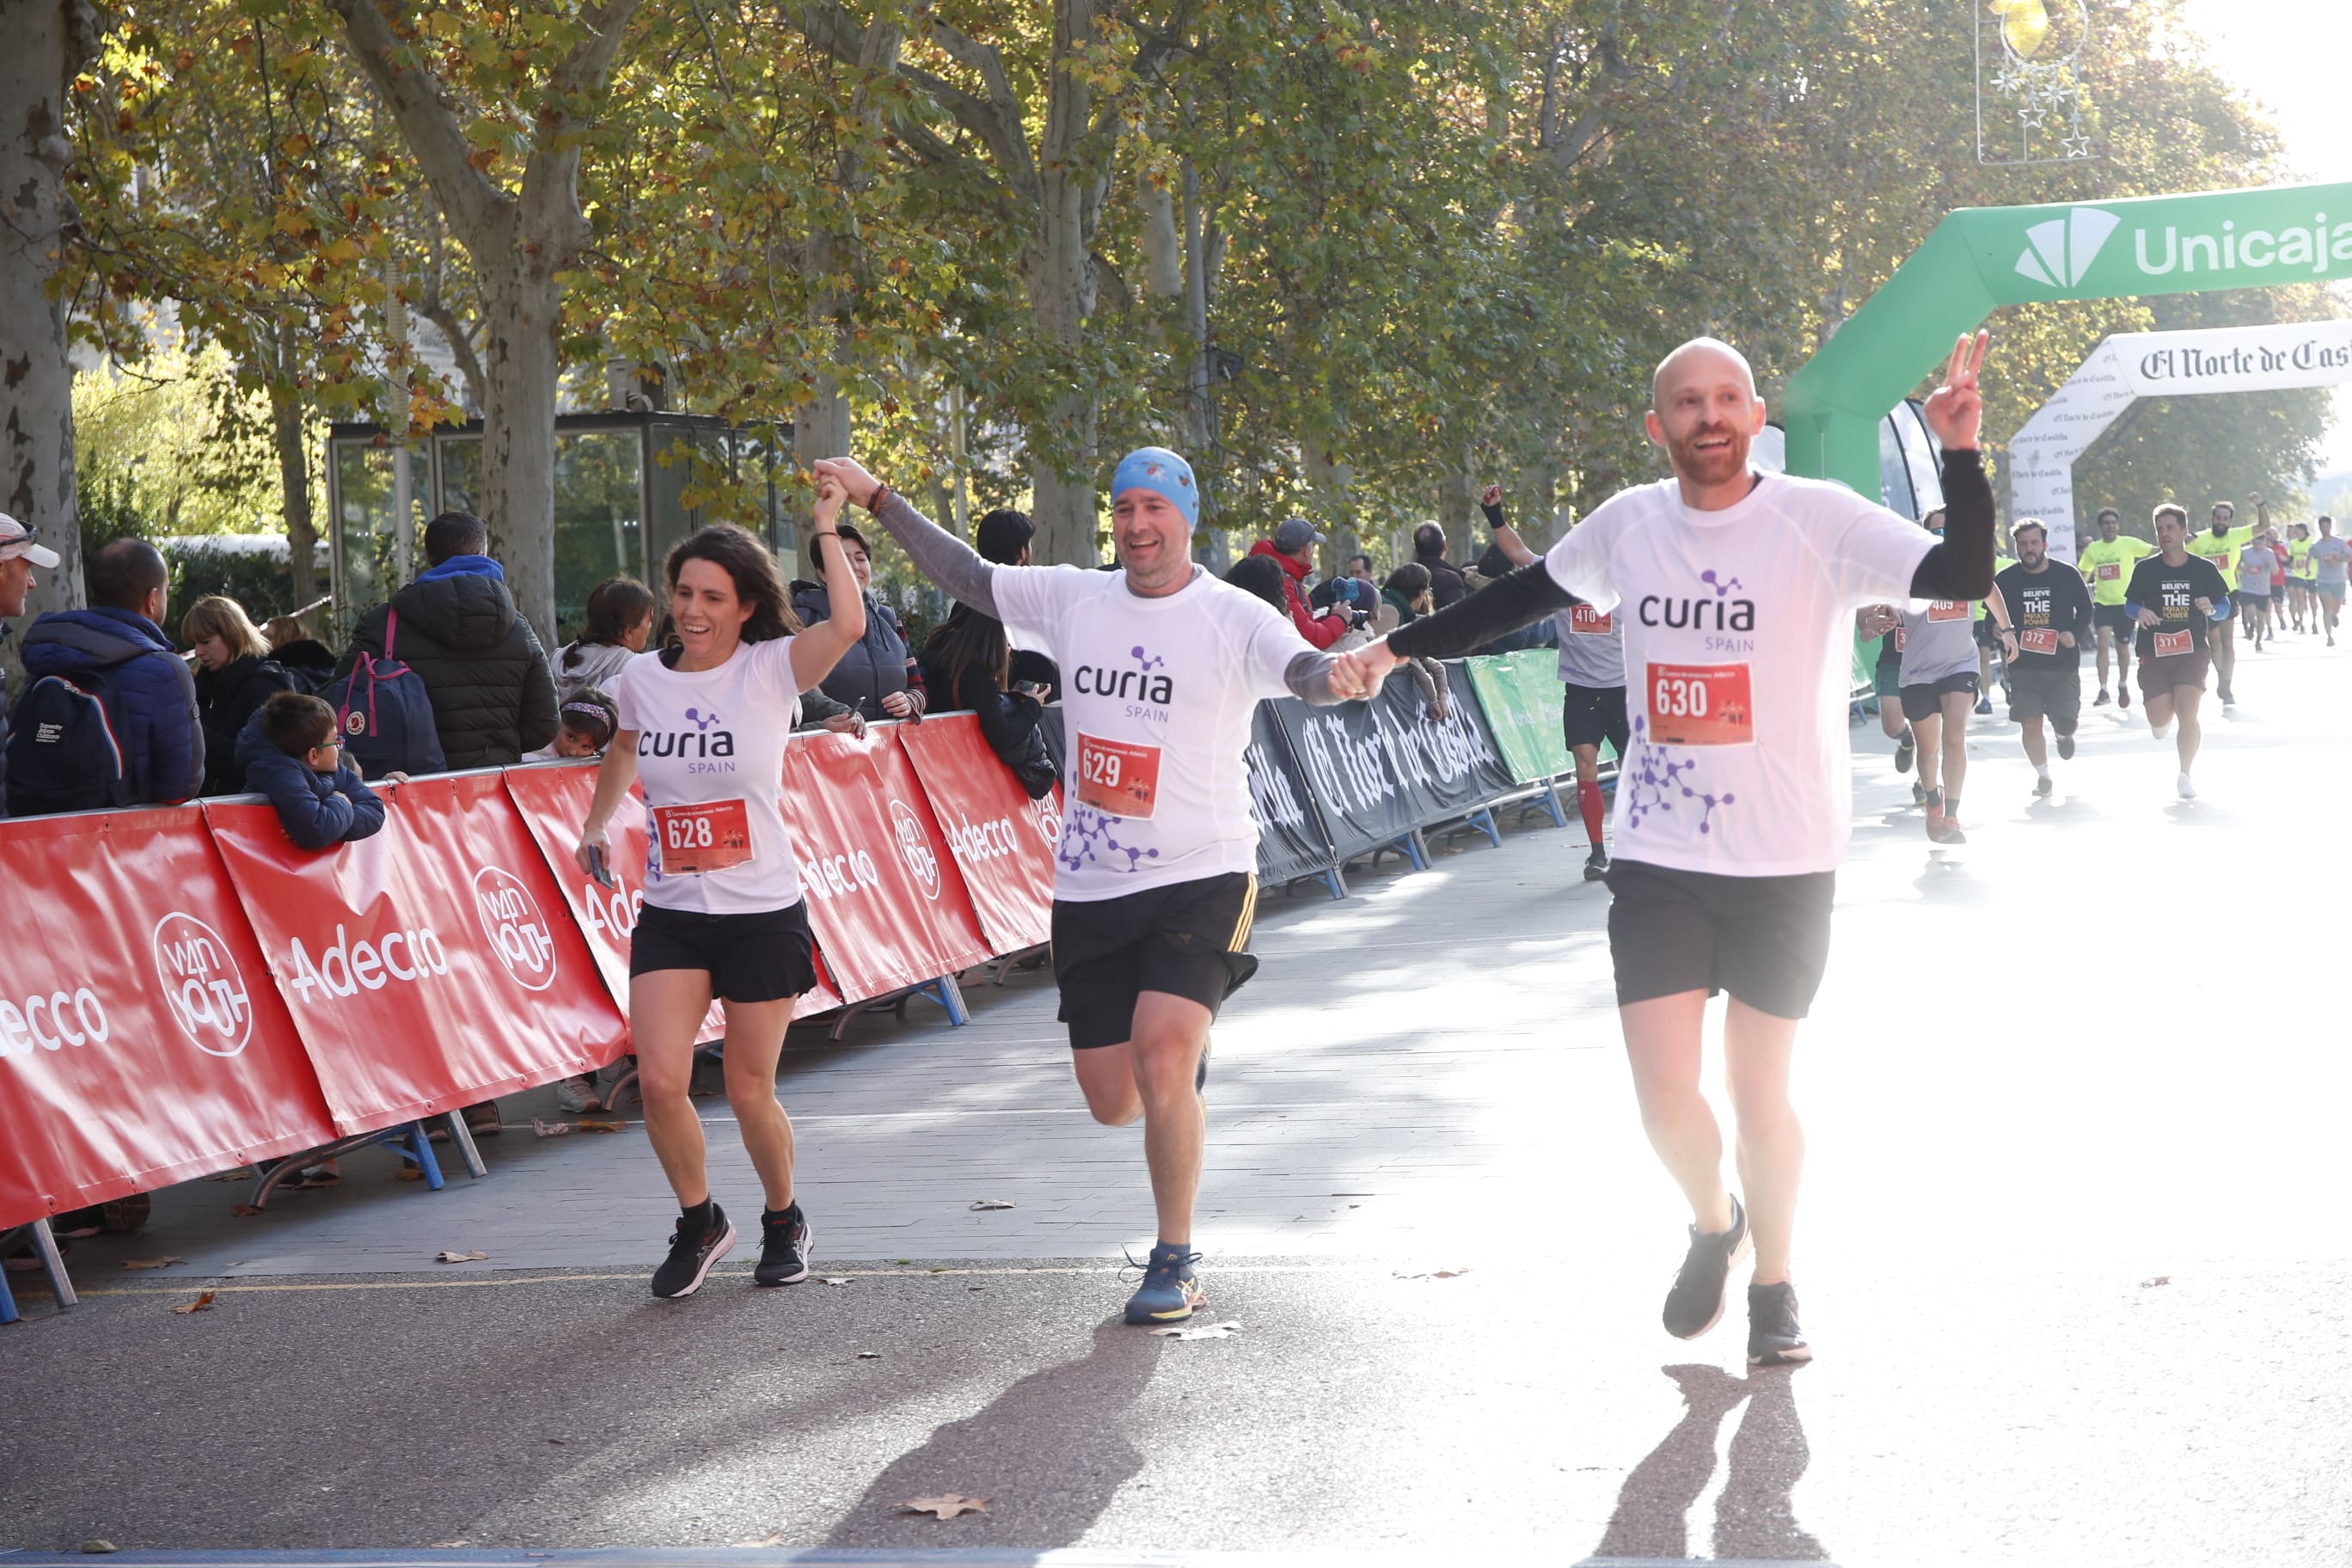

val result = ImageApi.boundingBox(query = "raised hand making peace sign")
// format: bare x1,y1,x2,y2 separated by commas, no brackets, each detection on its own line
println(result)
1919,328,1991,452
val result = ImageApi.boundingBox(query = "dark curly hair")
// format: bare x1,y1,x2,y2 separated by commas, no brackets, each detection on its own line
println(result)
664,524,802,644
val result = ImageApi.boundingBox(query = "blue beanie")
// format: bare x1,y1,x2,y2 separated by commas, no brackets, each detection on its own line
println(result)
1109,446,1199,528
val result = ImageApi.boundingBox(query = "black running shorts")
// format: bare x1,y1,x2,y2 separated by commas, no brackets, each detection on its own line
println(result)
2092,603,2137,640
1561,681,1631,756
1051,872,1259,1050
1899,671,1980,722
629,900,818,1004
1605,859,1836,1020
2006,663,2081,731
2137,647,2211,700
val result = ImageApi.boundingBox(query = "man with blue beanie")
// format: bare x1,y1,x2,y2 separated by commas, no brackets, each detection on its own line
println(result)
815,444,1371,1326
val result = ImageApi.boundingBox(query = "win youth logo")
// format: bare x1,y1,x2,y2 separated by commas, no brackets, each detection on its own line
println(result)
888,798,942,902
152,912,253,1058
2014,205,2120,288
472,867,558,992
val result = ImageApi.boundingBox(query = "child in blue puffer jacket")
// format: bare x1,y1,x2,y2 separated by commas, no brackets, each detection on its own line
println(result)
236,692,390,849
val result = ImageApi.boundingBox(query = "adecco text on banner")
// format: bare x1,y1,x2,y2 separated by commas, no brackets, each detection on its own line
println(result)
798,844,885,902
0,984,109,1060
151,911,254,1057
472,865,560,991
285,923,453,1003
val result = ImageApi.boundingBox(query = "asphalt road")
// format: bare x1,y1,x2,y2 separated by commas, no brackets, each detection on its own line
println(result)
6,631,2349,1565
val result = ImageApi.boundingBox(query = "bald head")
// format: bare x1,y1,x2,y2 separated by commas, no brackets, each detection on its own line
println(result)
1651,337,1757,413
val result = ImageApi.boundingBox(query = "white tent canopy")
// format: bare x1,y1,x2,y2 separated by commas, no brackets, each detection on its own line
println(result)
2008,319,2352,562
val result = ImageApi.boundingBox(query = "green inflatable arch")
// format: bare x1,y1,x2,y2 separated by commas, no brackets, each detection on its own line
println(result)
1783,180,2352,494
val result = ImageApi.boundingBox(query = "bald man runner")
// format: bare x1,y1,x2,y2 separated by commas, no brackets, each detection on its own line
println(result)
1340,333,1998,1365
813,447,1369,1328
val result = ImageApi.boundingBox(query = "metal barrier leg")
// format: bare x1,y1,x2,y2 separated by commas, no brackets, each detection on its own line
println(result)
1320,867,1346,901
31,1219,75,1308
0,1255,17,1323
443,1112,488,1179
1537,781,1569,830
1462,807,1503,849
400,1121,448,1191
1405,831,1430,871
911,975,970,1026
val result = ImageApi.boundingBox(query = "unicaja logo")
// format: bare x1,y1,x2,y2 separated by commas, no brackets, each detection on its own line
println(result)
2015,206,2120,287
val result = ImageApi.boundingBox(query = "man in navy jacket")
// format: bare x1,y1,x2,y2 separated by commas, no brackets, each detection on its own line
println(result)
16,538,203,805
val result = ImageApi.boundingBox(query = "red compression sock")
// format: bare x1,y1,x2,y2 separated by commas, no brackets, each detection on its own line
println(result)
1577,780,1606,846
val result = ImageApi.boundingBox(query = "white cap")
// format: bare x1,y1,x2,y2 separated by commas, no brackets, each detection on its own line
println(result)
0,512,60,570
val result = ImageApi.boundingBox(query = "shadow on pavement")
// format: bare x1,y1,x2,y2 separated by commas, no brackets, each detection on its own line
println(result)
1587,1362,1827,1563
823,1316,1162,1548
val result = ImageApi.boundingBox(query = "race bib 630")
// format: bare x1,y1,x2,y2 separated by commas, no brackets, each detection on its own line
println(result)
1645,663,1755,747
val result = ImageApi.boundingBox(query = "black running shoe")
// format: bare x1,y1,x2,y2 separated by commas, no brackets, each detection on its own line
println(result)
1583,845,1611,882
651,1204,735,1299
1662,1194,1749,1339
1748,1280,1812,1366
2056,733,2075,761
754,1203,812,1286
2093,689,2110,707
1894,732,1914,773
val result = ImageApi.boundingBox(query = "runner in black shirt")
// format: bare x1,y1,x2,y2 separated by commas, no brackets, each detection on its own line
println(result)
1993,520,2093,798
2124,504,2232,801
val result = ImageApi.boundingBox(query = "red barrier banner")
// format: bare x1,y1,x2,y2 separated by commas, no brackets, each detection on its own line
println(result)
206,773,627,1135
0,807,337,1228
780,728,995,1005
895,714,1062,954
499,763,840,1027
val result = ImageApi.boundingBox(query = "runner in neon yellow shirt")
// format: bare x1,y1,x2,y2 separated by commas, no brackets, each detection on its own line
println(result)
2286,523,2315,634
2196,498,2260,706
2077,507,2154,707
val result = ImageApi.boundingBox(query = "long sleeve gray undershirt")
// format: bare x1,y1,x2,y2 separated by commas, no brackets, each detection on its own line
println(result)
867,492,1348,705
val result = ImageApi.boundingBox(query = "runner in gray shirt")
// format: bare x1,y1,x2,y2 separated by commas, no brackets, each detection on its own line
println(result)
1899,564,2014,845
2311,517,2349,646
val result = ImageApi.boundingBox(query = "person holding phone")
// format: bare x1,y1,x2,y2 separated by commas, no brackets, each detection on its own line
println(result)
918,596,1059,799
573,478,867,1300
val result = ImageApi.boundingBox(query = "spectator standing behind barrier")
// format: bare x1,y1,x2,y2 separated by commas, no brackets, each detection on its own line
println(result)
1382,561,1434,624
791,523,927,722
1412,522,1470,609
973,508,1062,699
1247,518,1355,650
0,514,61,818
10,538,203,812
184,596,298,796
526,688,621,761
239,691,391,851
264,604,339,695
917,597,1058,799
574,490,871,1300
553,577,658,701
332,511,559,769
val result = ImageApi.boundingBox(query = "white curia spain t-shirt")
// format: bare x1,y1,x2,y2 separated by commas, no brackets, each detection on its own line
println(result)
612,637,805,914
1544,473,1937,877
993,565,1309,902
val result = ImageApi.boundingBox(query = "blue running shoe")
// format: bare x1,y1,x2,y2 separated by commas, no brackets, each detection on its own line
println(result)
1123,1242,1205,1325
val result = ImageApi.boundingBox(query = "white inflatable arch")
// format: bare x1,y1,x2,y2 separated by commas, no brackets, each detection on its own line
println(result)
2007,319,2352,563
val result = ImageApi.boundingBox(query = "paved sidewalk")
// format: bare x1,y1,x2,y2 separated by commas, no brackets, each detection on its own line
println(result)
8,638,2352,1564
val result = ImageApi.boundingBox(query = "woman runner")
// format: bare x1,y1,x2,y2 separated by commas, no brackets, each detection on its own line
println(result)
574,478,867,1298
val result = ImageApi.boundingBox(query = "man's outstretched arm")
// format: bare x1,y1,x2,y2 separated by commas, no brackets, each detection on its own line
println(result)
812,456,1001,618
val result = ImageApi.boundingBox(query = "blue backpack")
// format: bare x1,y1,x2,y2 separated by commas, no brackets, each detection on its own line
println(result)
322,608,446,779
6,665,133,815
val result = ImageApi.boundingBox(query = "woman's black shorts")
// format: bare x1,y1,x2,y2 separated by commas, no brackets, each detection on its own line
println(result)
1605,859,1836,1020
628,900,818,1003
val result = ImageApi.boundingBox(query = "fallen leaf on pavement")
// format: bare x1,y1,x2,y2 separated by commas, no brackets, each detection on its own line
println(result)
395,1167,426,1181
207,1168,257,1183
578,1119,625,1133
531,1118,576,1138
899,1494,990,1519
79,1540,119,1555
734,1534,787,1547
170,1291,217,1314
2141,1275,2171,1288
1393,1268,1471,1280
1151,1320,1241,1340
855,1351,881,1359
969,1198,1014,1210
230,1204,265,1216
435,1250,488,1264
121,1256,184,1271
822,1277,851,1286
